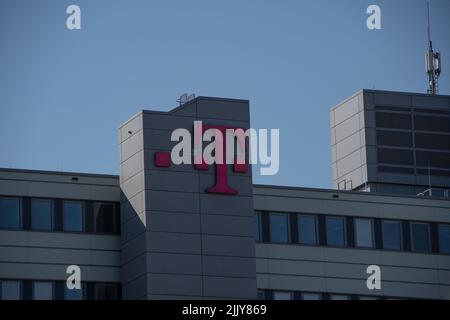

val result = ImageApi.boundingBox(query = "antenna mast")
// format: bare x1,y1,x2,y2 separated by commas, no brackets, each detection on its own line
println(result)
425,0,441,95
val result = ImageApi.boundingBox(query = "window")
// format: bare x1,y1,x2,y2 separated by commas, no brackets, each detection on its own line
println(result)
33,281,53,300
382,220,402,251
31,199,53,231
95,283,119,300
326,217,346,247
273,291,292,300
254,212,261,241
354,218,374,248
375,112,411,129
416,151,450,168
376,130,412,147
438,224,450,254
257,290,266,300
414,114,450,133
298,215,317,245
415,133,450,151
411,223,430,253
270,213,289,243
330,294,350,300
0,197,21,229
377,148,414,166
94,203,116,233
64,285,83,300
302,293,321,300
63,201,83,232
1,280,21,300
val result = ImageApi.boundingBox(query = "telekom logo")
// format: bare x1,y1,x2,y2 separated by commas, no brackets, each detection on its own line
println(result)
154,121,279,195
154,124,248,195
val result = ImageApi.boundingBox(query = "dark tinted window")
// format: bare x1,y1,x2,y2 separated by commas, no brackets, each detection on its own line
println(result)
378,166,414,174
64,285,83,300
31,199,53,231
354,218,374,248
377,130,412,147
270,213,289,243
439,224,450,254
416,151,450,168
411,223,430,253
0,198,21,229
382,220,402,251
414,115,450,133
63,201,83,232
95,283,120,300
378,148,414,165
1,280,21,300
254,212,261,241
326,217,346,247
298,215,317,245
376,112,411,129
94,203,116,233
415,133,450,151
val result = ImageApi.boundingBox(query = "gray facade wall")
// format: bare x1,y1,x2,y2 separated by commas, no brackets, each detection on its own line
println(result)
0,169,121,283
119,97,257,300
331,89,450,196
254,185,450,299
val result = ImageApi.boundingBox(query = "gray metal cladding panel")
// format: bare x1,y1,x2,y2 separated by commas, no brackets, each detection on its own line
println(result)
201,234,255,257
121,254,147,284
121,211,146,243
199,194,254,217
143,128,177,151
199,173,253,196
203,276,256,299
122,273,147,300
146,273,203,296
121,98,256,299
120,150,144,183
333,95,360,126
0,262,120,282
121,171,144,200
119,113,143,144
146,211,200,234
196,99,250,121
202,255,256,278
0,179,120,202
120,191,145,223
255,243,450,299
144,170,199,193
146,231,202,255
201,214,253,237
121,232,147,264
142,113,196,131
145,190,200,213
120,130,144,163
0,231,120,282
146,252,202,275
0,246,119,266
0,230,120,250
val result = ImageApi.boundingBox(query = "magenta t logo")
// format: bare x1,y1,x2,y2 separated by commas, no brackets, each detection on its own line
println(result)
154,123,248,195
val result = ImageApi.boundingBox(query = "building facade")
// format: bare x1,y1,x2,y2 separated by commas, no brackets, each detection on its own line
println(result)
0,90,450,300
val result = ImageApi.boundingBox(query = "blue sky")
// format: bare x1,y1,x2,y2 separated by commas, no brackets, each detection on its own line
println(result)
0,0,449,188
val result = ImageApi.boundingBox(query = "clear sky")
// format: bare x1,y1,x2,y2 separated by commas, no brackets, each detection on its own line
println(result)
0,0,449,189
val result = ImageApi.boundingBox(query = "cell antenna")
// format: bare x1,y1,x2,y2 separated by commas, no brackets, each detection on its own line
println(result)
425,0,441,95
